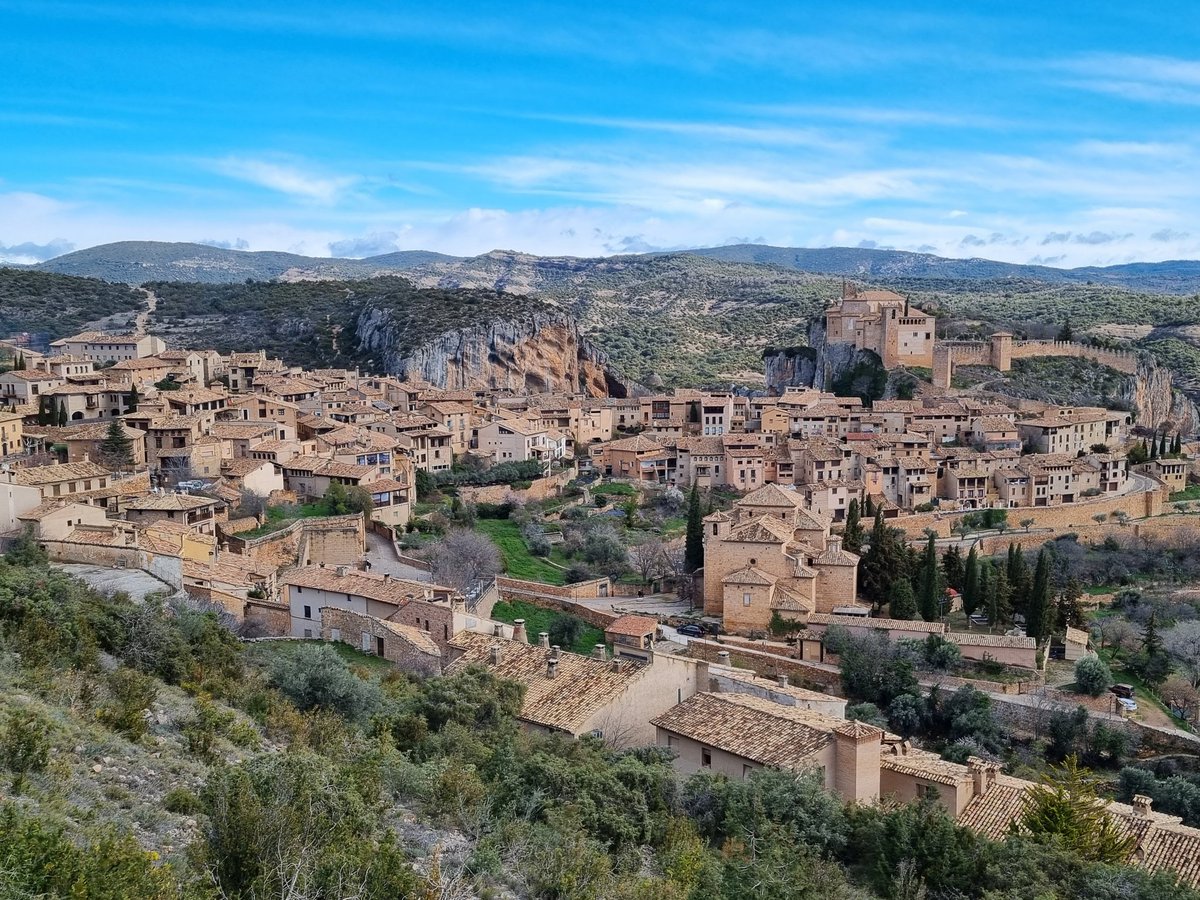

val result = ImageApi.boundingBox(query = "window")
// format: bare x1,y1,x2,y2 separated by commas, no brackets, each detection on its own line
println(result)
330,628,341,641
295,586,302,594
743,592,752,606
303,628,312,638
666,735,674,748
743,764,754,779
303,605,311,619
701,748,712,768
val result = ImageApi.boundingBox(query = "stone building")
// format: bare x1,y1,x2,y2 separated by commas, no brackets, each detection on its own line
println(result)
824,285,935,369
701,483,861,630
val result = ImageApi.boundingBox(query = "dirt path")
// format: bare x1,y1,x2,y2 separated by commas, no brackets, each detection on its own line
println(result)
133,288,158,335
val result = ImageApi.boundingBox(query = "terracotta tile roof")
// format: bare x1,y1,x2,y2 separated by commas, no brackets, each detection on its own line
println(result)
607,434,665,452
1065,626,1090,646
947,632,1035,649
651,693,840,768
880,748,965,786
124,492,218,511
281,565,443,605
605,615,659,637
12,461,111,484
1137,823,1200,884
726,516,795,545
722,565,776,586
957,778,1029,840
221,457,275,477
807,612,946,634
445,632,648,733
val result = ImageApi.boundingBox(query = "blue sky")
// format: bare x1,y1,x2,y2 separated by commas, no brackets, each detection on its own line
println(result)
1,1,1198,265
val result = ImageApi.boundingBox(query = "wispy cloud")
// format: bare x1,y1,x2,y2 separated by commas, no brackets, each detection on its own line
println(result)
1059,53,1200,105
207,156,359,203
0,238,74,263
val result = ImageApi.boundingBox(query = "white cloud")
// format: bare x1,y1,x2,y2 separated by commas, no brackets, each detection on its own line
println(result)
207,156,359,203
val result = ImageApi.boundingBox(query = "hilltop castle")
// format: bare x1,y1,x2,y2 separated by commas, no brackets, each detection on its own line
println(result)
824,284,935,369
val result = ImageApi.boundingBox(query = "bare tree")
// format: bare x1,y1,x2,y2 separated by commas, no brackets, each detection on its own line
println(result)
1097,617,1139,654
629,537,667,584
425,528,502,594
1164,620,1200,687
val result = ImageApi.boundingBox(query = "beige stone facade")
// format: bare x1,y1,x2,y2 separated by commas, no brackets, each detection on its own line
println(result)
824,286,935,369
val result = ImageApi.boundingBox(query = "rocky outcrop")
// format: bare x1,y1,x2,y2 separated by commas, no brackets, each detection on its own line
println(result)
763,320,889,396
354,306,632,397
1121,356,1200,433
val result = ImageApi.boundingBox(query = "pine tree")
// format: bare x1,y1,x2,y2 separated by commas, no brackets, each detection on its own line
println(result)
842,498,864,554
98,419,135,471
1057,317,1073,342
1133,611,1171,686
918,533,942,622
889,578,917,620
56,401,68,427
962,545,980,615
1026,549,1052,641
941,544,964,591
683,483,704,574
1014,756,1137,863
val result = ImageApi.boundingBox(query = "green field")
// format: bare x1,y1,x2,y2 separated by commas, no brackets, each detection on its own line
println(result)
473,519,566,584
1170,484,1200,503
490,599,604,655
237,501,330,538
592,482,638,497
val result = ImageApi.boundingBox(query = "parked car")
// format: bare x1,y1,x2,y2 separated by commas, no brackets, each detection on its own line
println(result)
675,624,705,638
1118,697,1138,712
968,614,990,627
1109,683,1136,699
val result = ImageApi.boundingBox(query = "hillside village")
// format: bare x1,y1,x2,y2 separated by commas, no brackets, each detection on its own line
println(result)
4,288,1200,892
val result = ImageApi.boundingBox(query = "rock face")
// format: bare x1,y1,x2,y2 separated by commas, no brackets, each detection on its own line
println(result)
763,320,884,395
354,307,631,397
1122,357,1200,433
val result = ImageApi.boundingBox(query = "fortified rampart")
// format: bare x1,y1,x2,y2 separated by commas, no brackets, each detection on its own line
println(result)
933,334,1138,388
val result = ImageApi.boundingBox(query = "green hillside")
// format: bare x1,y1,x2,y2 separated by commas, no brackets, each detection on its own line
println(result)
0,268,144,339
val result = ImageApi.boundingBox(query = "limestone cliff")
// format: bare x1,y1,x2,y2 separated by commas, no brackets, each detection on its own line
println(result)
354,306,632,397
1122,356,1200,433
763,320,900,397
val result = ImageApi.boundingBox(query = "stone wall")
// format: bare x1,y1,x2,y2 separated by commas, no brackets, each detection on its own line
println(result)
224,515,365,570
1007,341,1139,373
243,599,290,635
319,607,442,677
685,637,843,691
893,486,1167,540
457,470,574,506
494,576,619,628
40,539,183,590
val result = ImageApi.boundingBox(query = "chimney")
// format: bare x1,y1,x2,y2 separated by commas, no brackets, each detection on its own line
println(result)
592,643,607,660
83,452,90,463
382,573,391,583
550,645,561,662
493,623,503,637
1133,794,1153,817
512,619,528,644
546,656,558,679
776,673,789,688
827,534,842,554
968,756,987,797
716,650,731,666
490,645,502,666
538,632,550,648
833,721,881,804
335,565,348,577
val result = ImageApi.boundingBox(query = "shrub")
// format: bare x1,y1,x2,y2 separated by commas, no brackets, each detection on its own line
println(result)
163,786,202,815
1074,655,1114,696
268,644,382,722
0,708,51,776
99,667,158,740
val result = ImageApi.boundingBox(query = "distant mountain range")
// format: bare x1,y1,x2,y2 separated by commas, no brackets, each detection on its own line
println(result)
23,240,1200,294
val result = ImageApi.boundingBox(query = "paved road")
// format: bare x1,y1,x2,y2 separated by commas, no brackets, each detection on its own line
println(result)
55,563,180,602
363,529,431,583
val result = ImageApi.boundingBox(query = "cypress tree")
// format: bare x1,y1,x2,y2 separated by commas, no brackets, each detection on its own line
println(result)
1173,433,1182,455
14,353,24,370
36,395,49,426
889,578,917,620
918,533,942,622
962,545,980,615
126,387,139,413
1159,432,1169,457
1026,549,1052,641
1056,577,1085,630
842,498,864,554
1151,435,1158,460
864,494,875,518
991,564,1012,627
941,544,964,591
1007,544,1030,616
683,483,704,574
56,400,68,427
860,509,892,609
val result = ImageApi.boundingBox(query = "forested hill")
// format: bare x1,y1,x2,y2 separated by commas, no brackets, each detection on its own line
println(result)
0,268,145,339
27,240,1200,294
